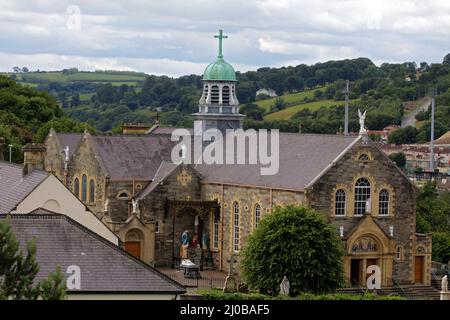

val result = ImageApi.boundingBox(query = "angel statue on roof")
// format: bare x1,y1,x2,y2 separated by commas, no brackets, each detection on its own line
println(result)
358,109,367,135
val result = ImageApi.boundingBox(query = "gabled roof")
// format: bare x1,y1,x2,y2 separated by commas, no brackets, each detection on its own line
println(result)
135,161,180,200
91,135,176,180
2,208,185,294
195,133,360,191
0,161,48,213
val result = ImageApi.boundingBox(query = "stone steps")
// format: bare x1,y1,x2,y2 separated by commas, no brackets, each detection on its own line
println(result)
339,285,440,300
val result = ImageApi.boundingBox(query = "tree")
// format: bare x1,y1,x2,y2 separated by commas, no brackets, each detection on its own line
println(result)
270,97,286,113
388,126,417,144
389,152,406,168
431,232,450,264
241,205,344,295
443,53,450,65
0,219,66,300
240,103,265,121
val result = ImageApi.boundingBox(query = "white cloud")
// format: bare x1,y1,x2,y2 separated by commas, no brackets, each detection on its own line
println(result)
0,0,449,75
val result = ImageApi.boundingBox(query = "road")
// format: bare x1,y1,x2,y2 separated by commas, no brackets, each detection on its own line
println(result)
401,97,431,128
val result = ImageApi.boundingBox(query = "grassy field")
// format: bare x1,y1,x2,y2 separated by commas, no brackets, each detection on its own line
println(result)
79,93,95,101
256,87,326,112
264,99,345,121
2,71,146,84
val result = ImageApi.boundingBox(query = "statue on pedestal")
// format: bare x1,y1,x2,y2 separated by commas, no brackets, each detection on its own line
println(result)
180,230,190,259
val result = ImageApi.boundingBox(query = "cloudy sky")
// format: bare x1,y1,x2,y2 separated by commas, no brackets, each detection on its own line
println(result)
1,0,449,77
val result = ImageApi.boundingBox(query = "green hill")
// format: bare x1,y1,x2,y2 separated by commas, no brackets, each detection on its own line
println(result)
265,99,346,121
2,70,146,86
256,87,324,112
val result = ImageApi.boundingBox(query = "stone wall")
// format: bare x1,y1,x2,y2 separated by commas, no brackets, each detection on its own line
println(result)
306,140,417,285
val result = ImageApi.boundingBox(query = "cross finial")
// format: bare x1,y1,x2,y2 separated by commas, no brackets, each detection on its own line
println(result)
214,29,228,58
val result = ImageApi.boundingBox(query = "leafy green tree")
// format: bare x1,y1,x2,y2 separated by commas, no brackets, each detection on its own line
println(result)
389,152,406,168
241,205,344,295
431,232,450,264
0,219,66,300
270,97,286,113
240,103,265,121
34,118,96,143
443,53,450,65
388,126,417,144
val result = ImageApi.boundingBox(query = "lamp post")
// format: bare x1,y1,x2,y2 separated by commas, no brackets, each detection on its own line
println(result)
8,144,13,162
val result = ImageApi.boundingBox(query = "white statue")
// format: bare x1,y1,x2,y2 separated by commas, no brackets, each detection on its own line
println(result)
103,198,109,213
339,225,344,238
279,276,290,296
358,109,367,135
442,275,448,292
132,199,139,214
63,146,70,162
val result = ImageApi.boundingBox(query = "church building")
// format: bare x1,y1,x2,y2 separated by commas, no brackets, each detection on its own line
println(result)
39,30,431,287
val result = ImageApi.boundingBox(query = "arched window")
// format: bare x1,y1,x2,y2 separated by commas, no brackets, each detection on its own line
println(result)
379,189,390,216
254,204,261,228
81,175,87,202
222,86,230,104
335,189,346,216
358,153,370,161
74,178,80,198
233,202,239,252
211,85,219,104
117,191,131,200
354,178,371,215
89,179,95,203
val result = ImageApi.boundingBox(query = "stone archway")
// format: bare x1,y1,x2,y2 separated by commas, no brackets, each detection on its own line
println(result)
344,215,395,287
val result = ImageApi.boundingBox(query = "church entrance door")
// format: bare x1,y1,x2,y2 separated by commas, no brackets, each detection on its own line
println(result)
125,241,141,259
350,259,362,286
414,256,424,284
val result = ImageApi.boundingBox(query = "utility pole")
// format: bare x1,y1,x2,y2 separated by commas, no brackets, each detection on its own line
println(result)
344,80,350,135
429,88,436,172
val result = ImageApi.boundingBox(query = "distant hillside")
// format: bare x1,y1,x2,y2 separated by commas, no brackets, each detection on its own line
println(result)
2,55,449,142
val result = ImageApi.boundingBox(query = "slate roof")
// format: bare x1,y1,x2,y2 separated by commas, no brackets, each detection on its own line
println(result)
1,208,185,294
0,161,48,213
135,161,180,200
195,133,360,191
54,133,83,159
92,135,176,180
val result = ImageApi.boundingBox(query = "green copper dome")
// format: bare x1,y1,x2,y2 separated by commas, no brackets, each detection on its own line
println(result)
202,57,236,81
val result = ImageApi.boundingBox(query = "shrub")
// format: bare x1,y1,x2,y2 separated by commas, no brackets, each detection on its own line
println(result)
241,205,344,295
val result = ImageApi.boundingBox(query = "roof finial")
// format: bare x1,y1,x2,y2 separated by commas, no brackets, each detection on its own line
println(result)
214,29,228,58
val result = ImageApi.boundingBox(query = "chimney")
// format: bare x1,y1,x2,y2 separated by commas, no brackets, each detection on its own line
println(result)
0,138,4,161
22,143,46,175
122,123,151,134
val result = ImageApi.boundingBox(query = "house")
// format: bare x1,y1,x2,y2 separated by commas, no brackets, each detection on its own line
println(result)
2,208,185,300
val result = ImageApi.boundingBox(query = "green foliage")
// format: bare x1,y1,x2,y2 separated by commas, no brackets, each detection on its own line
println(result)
240,103,265,121
270,97,286,113
389,152,406,168
416,182,450,263
431,232,450,264
34,117,97,143
0,219,66,300
241,205,344,295
196,289,404,300
388,126,418,144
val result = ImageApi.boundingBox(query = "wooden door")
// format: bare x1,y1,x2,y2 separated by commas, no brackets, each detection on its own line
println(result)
351,259,362,286
125,241,141,259
414,256,424,284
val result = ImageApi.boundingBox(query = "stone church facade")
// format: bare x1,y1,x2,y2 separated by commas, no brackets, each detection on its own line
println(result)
37,31,431,287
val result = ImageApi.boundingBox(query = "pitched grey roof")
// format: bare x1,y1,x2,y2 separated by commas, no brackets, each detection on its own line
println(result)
195,133,360,191
0,161,48,213
91,135,176,180
135,162,180,200
2,208,185,294
55,133,83,159
148,126,193,135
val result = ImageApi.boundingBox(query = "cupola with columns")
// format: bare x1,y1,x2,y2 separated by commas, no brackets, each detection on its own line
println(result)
193,30,245,137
